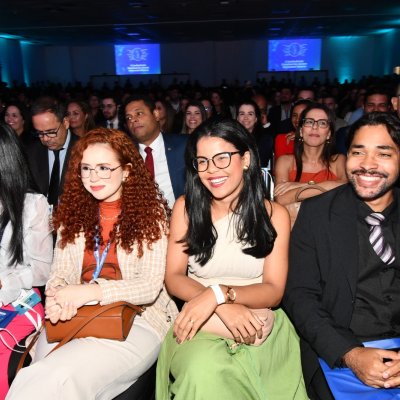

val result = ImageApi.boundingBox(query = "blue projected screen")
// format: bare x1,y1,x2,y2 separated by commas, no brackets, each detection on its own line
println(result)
268,39,321,71
114,44,161,75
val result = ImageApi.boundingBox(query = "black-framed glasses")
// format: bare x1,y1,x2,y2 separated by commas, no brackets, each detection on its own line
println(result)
193,151,241,172
80,165,121,179
302,118,330,129
35,122,62,138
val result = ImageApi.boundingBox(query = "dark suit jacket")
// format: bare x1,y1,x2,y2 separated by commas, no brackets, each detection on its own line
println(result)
162,133,187,199
283,184,400,389
25,132,79,197
101,119,126,132
268,105,291,134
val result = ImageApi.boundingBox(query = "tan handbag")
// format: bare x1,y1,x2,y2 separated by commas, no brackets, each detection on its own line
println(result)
45,301,144,345
285,184,326,228
201,308,275,346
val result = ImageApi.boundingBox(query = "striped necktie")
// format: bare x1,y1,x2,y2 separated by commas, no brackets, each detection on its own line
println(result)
365,213,395,265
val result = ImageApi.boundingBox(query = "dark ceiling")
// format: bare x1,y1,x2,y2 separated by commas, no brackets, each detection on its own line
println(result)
1,0,400,46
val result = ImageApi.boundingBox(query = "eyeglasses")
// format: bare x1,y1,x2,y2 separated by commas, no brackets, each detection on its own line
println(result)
302,118,330,129
35,122,62,138
193,151,241,172
80,165,121,179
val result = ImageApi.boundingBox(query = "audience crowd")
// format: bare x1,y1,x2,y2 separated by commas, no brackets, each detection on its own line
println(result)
0,72,400,399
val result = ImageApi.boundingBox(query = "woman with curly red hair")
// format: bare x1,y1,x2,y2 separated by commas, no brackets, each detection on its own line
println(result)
8,128,178,399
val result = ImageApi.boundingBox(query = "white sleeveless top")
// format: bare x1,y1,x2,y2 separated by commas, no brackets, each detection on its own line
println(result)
188,213,264,287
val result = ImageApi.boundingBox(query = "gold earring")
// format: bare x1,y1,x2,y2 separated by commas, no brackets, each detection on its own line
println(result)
243,165,249,170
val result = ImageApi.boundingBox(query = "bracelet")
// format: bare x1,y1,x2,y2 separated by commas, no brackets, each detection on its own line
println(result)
209,284,226,305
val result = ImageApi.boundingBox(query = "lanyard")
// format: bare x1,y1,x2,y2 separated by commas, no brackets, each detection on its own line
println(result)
91,226,111,281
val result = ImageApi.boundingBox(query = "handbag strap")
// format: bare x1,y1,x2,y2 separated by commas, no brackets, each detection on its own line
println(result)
48,301,143,355
16,325,44,374
295,184,326,202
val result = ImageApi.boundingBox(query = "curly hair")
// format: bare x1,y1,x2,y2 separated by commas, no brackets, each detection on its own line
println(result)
53,128,170,257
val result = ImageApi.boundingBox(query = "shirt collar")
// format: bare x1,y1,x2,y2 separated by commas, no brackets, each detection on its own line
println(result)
138,132,163,153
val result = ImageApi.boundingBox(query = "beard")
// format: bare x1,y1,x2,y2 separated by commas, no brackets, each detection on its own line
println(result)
347,168,394,201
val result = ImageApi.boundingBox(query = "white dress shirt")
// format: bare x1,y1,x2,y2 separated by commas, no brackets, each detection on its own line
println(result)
138,133,175,207
47,130,71,183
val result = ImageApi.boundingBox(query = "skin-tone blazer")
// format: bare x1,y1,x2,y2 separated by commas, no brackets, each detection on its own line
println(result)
47,231,178,339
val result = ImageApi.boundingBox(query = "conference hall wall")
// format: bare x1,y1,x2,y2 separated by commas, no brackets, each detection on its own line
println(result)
1,30,399,88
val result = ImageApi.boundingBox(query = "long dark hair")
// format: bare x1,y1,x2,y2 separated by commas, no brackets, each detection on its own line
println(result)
4,101,31,134
0,123,38,265
182,100,207,134
182,119,277,266
294,103,337,182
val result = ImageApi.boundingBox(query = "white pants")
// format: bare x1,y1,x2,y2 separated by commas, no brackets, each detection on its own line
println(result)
7,315,161,400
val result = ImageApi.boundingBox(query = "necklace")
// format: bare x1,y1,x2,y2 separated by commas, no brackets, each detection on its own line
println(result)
99,214,119,221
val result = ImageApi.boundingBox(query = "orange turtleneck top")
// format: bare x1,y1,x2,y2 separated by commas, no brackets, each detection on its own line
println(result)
81,199,121,282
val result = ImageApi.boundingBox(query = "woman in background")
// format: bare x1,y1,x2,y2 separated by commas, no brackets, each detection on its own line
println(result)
181,101,206,134
88,93,104,126
236,100,261,135
210,90,232,119
155,99,175,134
274,104,347,227
0,123,52,398
236,100,273,169
3,102,32,145
66,100,95,137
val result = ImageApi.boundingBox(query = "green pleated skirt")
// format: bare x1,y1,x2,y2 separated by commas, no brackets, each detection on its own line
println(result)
156,308,308,400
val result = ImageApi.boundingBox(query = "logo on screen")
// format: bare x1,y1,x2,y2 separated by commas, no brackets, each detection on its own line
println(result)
127,48,148,62
283,43,307,57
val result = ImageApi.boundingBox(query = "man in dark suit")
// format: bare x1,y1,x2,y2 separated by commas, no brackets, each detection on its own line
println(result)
28,98,79,207
124,95,187,207
267,86,293,134
284,112,400,399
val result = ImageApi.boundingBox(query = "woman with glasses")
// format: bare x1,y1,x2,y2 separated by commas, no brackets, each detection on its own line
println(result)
8,128,178,399
156,119,307,399
274,104,347,224
0,123,52,398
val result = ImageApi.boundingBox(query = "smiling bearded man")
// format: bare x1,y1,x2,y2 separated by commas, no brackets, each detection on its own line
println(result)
284,112,400,399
